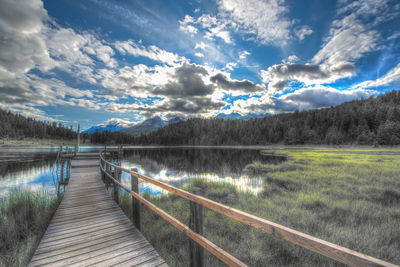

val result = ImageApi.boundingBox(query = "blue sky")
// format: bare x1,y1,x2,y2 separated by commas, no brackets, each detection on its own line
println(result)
0,0,399,130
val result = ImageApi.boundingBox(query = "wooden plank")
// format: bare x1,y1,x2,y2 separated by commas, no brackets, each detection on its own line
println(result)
83,246,156,267
31,231,136,261
29,152,166,267
30,239,147,266
62,244,154,267
33,228,138,255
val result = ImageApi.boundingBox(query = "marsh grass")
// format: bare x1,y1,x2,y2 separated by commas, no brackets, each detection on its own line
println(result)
0,191,61,267
116,147,400,266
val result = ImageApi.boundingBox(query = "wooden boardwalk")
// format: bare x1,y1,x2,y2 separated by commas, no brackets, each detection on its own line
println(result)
29,153,166,267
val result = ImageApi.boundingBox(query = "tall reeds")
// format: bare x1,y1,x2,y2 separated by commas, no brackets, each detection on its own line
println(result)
0,190,61,266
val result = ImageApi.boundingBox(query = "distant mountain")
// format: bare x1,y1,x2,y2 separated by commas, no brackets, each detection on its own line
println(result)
215,112,270,120
121,116,183,136
82,118,135,134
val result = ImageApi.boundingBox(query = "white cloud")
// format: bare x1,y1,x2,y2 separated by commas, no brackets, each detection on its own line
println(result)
195,52,204,58
99,118,137,128
217,0,291,45
0,0,55,78
114,40,185,66
195,42,208,50
353,62,400,89
294,25,313,41
197,14,218,28
280,85,375,110
312,14,378,67
179,15,198,35
261,62,355,94
228,86,375,115
225,62,237,71
283,55,299,63
239,51,251,60
259,0,398,94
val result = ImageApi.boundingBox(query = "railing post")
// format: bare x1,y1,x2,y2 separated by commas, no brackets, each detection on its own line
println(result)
67,159,71,179
131,168,140,230
60,160,65,183
189,200,204,267
114,164,121,204
105,162,110,189
101,159,105,181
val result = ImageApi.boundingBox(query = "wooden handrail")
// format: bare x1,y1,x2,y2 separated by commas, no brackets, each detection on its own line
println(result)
99,152,397,267
100,160,246,267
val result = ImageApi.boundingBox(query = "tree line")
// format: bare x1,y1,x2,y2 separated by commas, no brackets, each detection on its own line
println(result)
134,90,400,146
2,90,400,145
0,109,76,140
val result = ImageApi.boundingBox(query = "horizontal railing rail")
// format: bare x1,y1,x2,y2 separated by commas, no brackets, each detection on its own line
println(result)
99,151,397,267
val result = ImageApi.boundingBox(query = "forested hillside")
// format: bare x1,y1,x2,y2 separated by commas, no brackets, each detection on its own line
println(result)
0,109,76,140
135,90,400,145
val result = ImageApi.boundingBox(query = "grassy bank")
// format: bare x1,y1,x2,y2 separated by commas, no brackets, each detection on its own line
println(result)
115,147,400,266
0,191,61,267
0,138,79,147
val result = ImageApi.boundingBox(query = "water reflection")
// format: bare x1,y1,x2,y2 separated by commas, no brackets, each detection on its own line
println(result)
0,146,86,198
120,148,285,195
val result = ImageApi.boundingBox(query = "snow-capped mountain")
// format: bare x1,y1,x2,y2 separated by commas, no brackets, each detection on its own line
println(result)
121,116,183,136
82,118,136,134
215,112,270,120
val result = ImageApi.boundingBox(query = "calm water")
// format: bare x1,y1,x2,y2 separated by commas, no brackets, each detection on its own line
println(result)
119,147,286,196
0,146,285,199
0,146,102,198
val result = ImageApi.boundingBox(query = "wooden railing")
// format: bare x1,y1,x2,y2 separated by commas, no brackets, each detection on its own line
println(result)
99,151,397,267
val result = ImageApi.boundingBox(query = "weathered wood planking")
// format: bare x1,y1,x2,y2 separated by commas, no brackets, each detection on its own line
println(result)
30,156,167,267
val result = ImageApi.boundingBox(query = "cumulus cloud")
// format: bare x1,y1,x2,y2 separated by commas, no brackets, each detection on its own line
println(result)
195,52,204,58
294,25,313,41
259,0,398,94
153,63,213,97
282,55,299,63
210,73,265,93
195,42,208,50
47,27,117,83
280,86,375,109
228,86,375,115
261,63,356,94
217,0,291,45
0,0,54,78
179,15,198,35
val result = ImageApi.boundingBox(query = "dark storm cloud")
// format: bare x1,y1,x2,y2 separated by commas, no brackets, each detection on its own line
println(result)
153,63,214,97
210,73,265,92
262,63,356,93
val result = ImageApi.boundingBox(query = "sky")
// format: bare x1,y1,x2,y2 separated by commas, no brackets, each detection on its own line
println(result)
0,0,399,130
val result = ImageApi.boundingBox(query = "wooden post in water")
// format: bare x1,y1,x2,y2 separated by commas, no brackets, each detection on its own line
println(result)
131,168,140,230
75,124,80,156
66,160,70,180
114,164,121,204
189,199,204,267
60,160,65,183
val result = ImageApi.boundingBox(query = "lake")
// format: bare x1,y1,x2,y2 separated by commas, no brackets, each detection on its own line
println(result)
0,146,285,198
119,147,285,195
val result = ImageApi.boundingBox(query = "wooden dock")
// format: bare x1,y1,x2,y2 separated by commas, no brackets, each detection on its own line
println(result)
29,152,166,267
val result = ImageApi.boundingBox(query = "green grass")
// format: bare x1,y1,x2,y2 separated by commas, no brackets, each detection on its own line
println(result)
0,191,61,267
115,147,400,266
